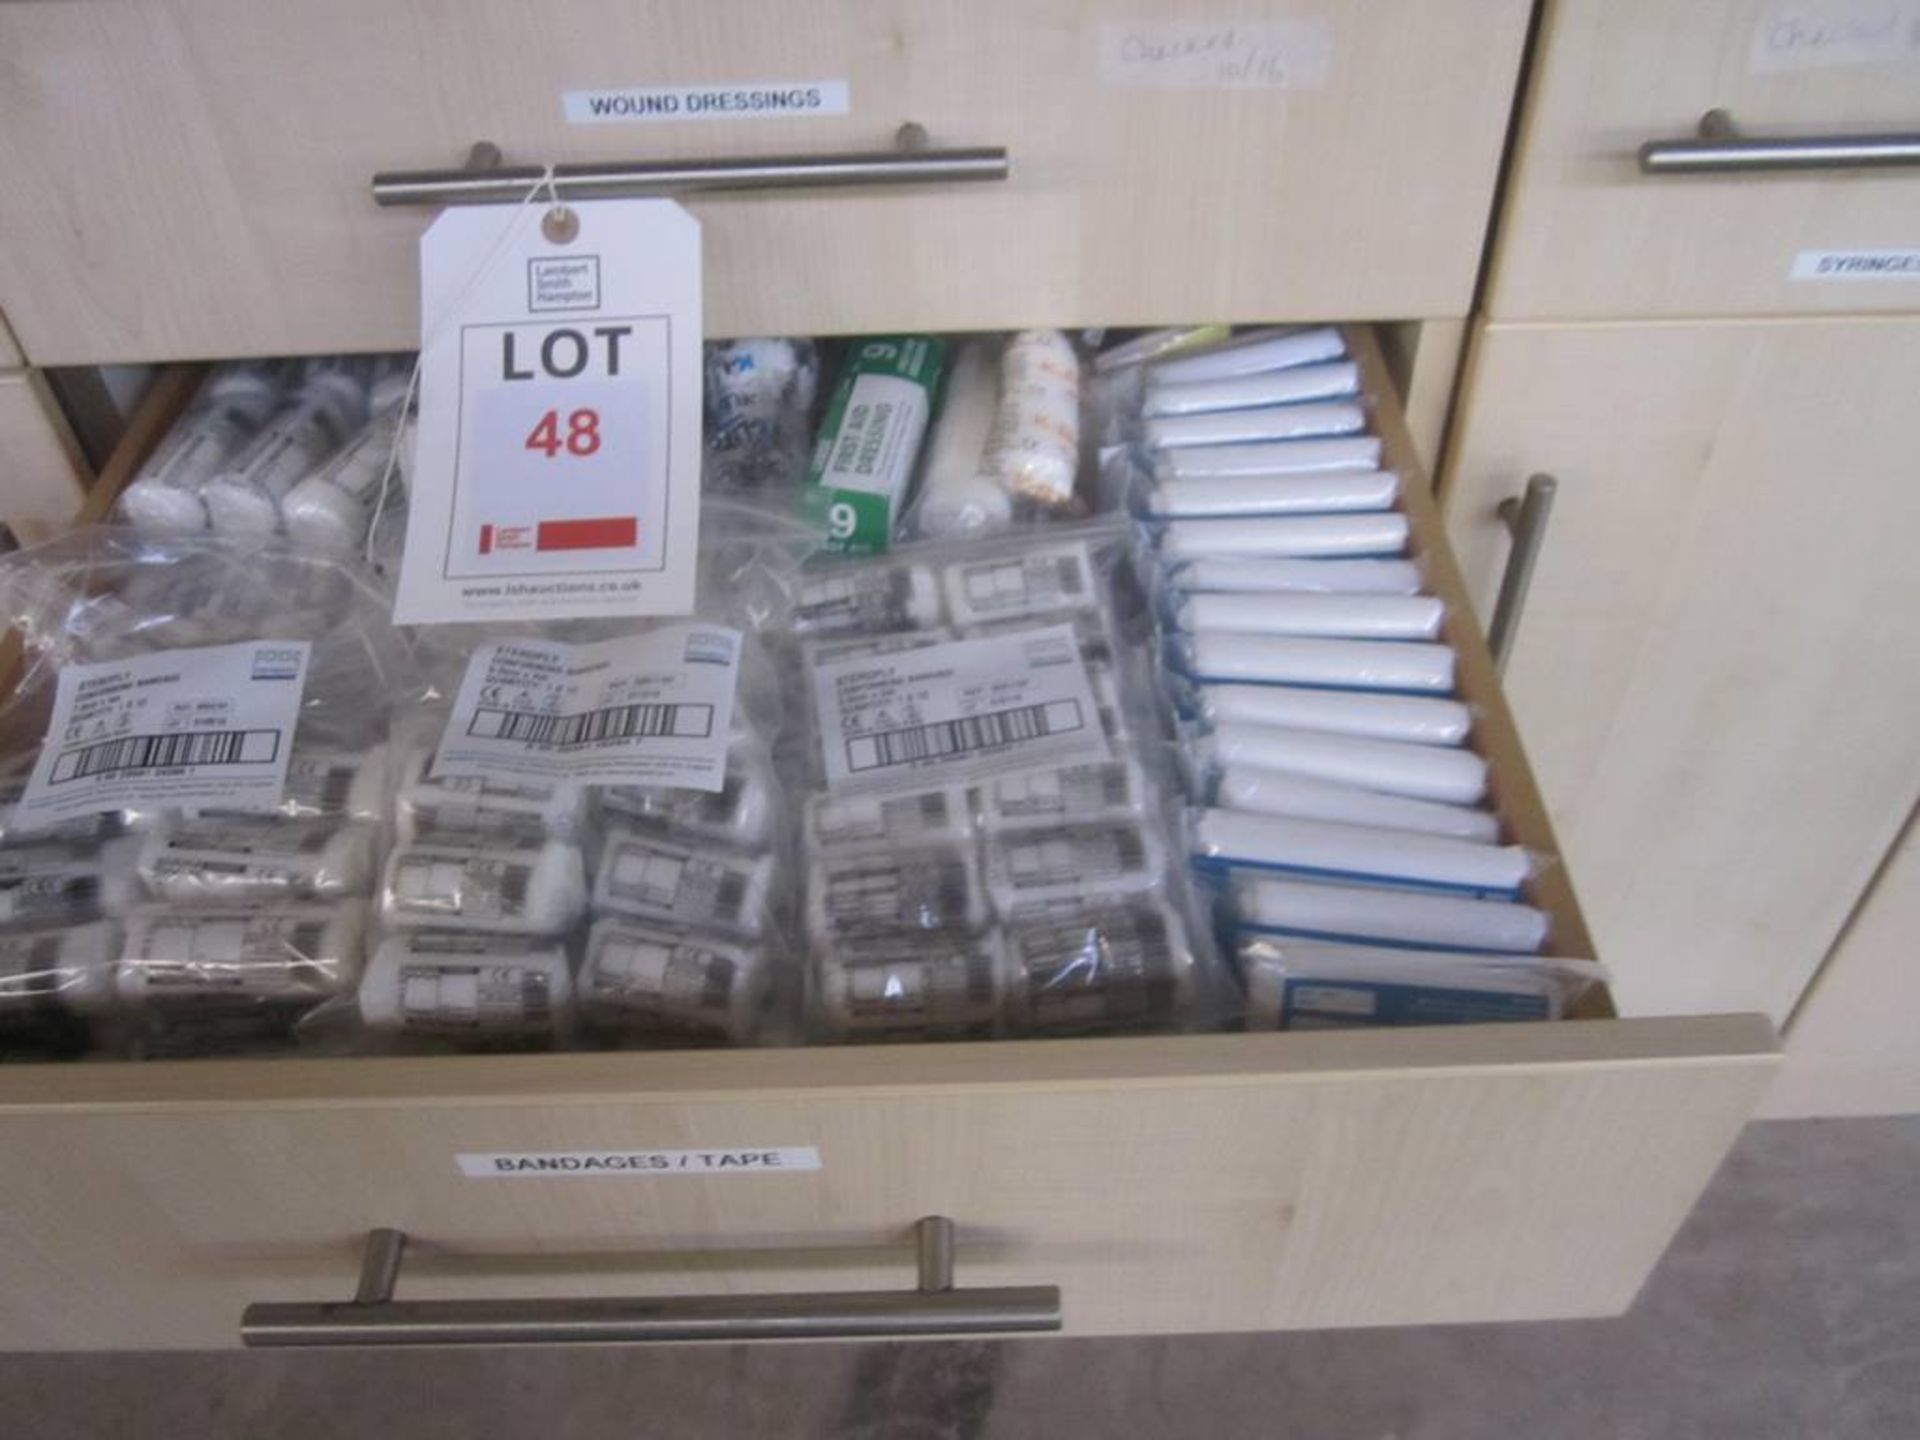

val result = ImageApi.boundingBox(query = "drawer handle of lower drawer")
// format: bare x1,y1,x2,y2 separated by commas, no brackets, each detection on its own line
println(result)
1487,473,1557,675
1640,109,1920,176
373,130,1009,207
239,1218,1061,1346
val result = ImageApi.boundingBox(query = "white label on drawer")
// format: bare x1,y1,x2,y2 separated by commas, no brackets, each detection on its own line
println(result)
13,641,309,830
1791,248,1920,280
1097,20,1332,89
812,624,1108,795
458,1147,821,1177
563,81,850,125
1750,1,1920,73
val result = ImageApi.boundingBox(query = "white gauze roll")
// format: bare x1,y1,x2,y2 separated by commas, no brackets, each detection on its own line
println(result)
1142,359,1360,418
794,562,943,634
136,816,377,902
0,921,121,1017
1192,808,1529,898
282,405,409,553
1205,720,1486,803
1159,512,1408,560
1213,765,1501,844
816,933,1008,1039
1233,875,1549,954
579,919,765,1043
1169,557,1423,595
116,902,368,1005
1176,592,1444,642
381,842,587,937
358,932,572,1041
1195,684,1472,746
913,338,1012,538
1145,470,1400,519
1146,326,1346,385
1144,400,1366,451
1156,436,1383,482
594,831,773,940
1176,634,1455,694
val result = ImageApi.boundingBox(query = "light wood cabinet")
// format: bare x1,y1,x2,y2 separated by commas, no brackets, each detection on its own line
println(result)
0,369,92,545
1444,317,1920,1025
1762,806,1920,1118
1490,0,1920,321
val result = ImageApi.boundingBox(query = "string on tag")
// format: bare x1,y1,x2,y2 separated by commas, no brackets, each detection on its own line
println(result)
366,162,574,568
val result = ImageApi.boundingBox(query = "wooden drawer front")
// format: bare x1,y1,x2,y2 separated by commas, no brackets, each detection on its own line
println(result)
1491,0,1920,321
0,330,1778,1350
1444,318,1920,1025
0,0,1533,365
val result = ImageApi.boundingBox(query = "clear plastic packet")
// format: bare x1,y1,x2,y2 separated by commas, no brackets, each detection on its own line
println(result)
1003,901,1200,1037
356,931,573,1052
982,817,1165,921
704,337,821,495
0,837,141,929
113,902,367,1058
805,843,987,946
577,918,766,1045
392,746,591,848
0,923,119,1056
593,828,774,940
136,815,378,902
1235,936,1606,1029
1190,807,1534,901
813,930,1007,1042
204,358,374,536
118,360,294,535
599,741,778,849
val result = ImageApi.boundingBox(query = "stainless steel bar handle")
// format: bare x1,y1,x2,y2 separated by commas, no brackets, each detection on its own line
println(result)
1640,108,1920,175
1487,473,1558,676
241,1218,1061,1347
373,145,1009,207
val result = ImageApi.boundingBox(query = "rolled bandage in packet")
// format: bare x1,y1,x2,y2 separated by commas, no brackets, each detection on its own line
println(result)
136,817,377,902
1176,593,1445,642
1159,512,1409,560
1143,400,1367,451
793,562,942,635
265,744,392,822
203,359,373,536
806,844,987,946
380,842,587,937
396,747,588,844
1192,808,1529,898
1203,720,1487,803
1168,557,1423,596
1176,633,1456,694
358,932,572,1044
1003,902,1196,1036
1195,684,1472,746
601,746,777,848
982,819,1163,922
118,361,288,535
807,788,975,851
1214,766,1501,844
0,844,140,928
985,330,1080,510
1233,874,1550,953
815,933,1008,1040
803,335,947,554
593,831,773,940
911,338,1012,539
1142,359,1360,418
1154,436,1383,481
0,922,121,1019
281,404,412,554
116,902,368,1007
1237,939,1597,1029
579,919,765,1043
940,540,1098,626
1146,326,1346,385
1144,471,1400,520
978,758,1150,827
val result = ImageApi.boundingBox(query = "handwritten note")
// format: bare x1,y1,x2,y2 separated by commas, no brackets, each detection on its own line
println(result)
1098,20,1332,90
1749,0,1920,73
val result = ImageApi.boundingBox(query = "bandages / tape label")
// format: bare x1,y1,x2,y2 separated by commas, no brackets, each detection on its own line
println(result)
15,641,310,830
437,627,741,793
813,624,1109,794
458,1147,821,1177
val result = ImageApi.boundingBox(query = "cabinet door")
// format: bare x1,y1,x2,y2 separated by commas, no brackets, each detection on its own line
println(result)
1444,318,1920,1023
1762,806,1920,1118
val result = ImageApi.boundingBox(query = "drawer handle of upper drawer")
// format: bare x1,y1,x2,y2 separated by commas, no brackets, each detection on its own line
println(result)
1640,109,1920,175
240,1218,1061,1346
372,127,1009,207
1487,473,1557,675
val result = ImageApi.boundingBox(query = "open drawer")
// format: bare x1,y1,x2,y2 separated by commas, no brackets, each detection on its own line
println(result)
0,329,1778,1350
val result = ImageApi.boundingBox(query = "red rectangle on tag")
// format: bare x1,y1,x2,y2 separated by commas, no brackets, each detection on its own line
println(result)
537,516,639,552
479,524,494,555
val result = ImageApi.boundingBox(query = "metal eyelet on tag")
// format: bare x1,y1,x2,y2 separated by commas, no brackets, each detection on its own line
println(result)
542,205,579,245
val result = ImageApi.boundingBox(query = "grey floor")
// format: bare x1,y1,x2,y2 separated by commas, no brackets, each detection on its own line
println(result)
4,1115,1915,1439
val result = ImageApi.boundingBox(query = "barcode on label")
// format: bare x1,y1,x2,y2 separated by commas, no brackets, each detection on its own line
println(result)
467,702,715,748
846,700,1086,773
50,729,281,784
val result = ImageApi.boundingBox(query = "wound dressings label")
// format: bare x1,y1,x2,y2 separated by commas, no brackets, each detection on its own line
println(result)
436,626,741,793
15,641,309,830
813,625,1109,794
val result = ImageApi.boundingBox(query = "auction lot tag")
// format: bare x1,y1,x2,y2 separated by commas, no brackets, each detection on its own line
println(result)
396,199,702,623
